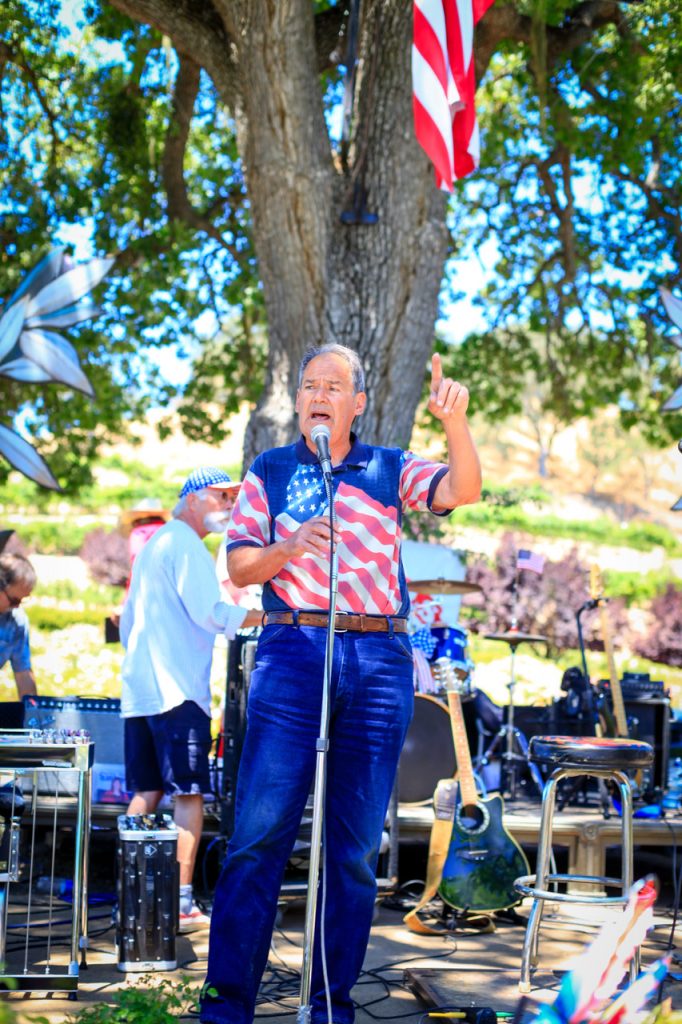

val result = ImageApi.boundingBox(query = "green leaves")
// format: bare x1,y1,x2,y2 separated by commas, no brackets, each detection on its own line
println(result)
445,0,682,443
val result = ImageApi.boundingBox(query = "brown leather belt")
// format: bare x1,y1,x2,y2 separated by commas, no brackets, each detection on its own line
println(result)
264,611,408,634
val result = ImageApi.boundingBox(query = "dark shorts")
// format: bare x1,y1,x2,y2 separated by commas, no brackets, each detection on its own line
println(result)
124,700,213,797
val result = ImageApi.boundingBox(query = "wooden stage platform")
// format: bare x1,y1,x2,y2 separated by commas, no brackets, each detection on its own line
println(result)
32,791,682,884
398,798,682,880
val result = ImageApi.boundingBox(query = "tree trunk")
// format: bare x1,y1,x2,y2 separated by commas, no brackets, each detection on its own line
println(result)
238,0,448,466
109,0,450,469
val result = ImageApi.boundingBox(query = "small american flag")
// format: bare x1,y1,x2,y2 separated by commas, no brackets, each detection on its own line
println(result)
517,549,545,575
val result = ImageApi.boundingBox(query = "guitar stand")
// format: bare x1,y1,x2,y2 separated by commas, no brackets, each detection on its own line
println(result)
493,905,527,926
442,906,496,933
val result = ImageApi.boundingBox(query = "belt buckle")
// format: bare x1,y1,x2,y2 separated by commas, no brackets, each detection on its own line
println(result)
333,614,349,634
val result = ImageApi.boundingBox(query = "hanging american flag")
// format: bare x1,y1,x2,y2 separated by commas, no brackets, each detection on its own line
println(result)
412,0,495,191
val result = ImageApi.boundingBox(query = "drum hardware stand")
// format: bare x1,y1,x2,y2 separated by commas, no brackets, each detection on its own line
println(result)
298,448,336,1024
478,636,545,801
479,568,547,800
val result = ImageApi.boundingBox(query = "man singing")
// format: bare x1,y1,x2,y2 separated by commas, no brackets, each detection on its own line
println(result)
120,467,261,932
201,345,481,1023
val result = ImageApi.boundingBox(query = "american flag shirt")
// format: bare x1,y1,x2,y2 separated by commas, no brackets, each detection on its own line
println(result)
227,435,450,615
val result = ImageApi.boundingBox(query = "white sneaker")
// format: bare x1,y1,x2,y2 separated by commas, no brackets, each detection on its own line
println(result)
179,903,211,933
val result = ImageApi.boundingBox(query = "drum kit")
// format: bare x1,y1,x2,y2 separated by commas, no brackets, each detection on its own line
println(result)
399,578,549,805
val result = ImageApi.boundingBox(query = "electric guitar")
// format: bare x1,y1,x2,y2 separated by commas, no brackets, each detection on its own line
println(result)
590,565,628,737
589,566,660,811
435,660,530,913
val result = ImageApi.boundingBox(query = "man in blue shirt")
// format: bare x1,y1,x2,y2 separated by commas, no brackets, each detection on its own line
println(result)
0,553,38,699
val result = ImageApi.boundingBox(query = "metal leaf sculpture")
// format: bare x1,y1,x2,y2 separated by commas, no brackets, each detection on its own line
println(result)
659,286,682,511
0,248,114,490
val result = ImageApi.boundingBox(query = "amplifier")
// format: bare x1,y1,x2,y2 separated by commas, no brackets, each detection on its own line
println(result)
589,694,671,792
116,814,178,972
599,674,667,701
623,697,671,792
22,696,128,801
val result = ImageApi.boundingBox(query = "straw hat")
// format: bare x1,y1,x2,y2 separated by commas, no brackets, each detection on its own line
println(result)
118,498,171,537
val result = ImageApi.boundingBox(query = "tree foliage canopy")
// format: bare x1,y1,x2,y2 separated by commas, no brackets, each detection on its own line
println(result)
0,0,680,490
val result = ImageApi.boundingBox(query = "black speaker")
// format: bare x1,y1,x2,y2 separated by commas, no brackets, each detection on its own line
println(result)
220,636,257,836
623,698,671,792
511,704,555,738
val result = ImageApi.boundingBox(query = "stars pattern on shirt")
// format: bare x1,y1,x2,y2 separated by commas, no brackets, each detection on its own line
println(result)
285,464,328,519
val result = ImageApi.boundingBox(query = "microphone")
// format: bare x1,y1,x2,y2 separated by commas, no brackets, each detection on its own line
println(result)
310,424,332,476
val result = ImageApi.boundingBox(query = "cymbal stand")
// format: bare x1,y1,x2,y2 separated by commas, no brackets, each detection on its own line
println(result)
480,638,545,801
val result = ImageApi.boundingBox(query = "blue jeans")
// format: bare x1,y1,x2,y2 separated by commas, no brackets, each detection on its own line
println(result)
201,623,414,1024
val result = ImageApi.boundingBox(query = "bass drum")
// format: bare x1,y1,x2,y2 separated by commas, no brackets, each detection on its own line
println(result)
398,694,456,804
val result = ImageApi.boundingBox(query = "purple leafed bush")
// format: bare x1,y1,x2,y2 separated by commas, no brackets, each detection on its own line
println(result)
633,584,682,667
464,533,629,653
80,529,129,587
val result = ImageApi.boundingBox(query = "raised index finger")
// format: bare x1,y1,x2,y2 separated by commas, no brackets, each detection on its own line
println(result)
430,353,443,396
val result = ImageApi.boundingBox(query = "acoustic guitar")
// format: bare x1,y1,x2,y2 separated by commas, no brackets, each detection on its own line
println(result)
435,661,530,913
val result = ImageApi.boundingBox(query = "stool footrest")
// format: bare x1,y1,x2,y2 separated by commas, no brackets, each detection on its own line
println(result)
515,873,628,906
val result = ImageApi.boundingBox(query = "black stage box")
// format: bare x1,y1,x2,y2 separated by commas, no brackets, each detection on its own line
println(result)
116,814,178,972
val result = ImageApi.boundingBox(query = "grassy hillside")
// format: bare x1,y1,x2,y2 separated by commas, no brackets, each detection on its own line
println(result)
1,407,681,715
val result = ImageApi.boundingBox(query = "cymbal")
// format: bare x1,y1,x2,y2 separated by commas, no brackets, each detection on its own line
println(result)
484,631,548,646
408,578,482,596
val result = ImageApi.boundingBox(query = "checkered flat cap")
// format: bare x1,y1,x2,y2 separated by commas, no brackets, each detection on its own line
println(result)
179,467,237,498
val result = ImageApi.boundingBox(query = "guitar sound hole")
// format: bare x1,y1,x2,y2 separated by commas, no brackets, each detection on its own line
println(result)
455,801,490,836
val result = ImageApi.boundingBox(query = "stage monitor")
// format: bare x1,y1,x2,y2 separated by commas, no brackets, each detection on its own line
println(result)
0,703,24,731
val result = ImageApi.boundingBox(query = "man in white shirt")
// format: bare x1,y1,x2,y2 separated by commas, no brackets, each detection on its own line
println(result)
120,467,261,933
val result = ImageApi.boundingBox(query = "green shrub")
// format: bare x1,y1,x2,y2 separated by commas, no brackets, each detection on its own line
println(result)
602,568,678,606
0,991,17,1023
34,580,122,605
29,606,105,630
453,506,682,553
63,975,196,1022
4,520,93,555
1,455,244,516
480,481,550,508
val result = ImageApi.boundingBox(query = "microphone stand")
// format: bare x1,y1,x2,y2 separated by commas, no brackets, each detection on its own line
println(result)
298,464,337,1024
572,599,612,818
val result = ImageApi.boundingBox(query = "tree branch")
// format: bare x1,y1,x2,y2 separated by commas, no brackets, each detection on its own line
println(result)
613,168,682,266
475,0,630,84
0,40,61,166
161,54,228,248
107,0,239,106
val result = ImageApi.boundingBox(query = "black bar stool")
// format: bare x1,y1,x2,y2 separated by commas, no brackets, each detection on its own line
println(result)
513,735,654,993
